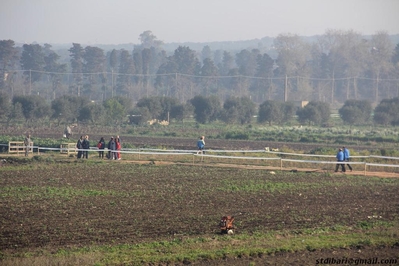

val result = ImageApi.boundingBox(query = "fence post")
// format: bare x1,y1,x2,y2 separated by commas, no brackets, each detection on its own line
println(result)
280,158,283,170
364,163,367,176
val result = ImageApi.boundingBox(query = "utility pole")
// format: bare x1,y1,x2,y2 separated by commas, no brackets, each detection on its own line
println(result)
175,73,178,100
111,69,114,98
284,75,288,102
376,72,379,103
331,71,335,104
29,69,32,95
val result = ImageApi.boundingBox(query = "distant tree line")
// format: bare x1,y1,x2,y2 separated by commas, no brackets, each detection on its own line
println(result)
2,91,399,128
1,30,399,107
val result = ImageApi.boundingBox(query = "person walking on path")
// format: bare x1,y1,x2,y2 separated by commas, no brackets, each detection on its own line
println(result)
197,136,205,154
82,135,90,159
343,146,353,172
335,148,346,172
24,134,31,157
76,136,83,159
98,137,105,159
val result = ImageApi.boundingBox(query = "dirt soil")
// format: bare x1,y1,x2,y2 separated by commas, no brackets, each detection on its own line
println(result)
1,161,399,265
1,127,399,265
198,246,399,266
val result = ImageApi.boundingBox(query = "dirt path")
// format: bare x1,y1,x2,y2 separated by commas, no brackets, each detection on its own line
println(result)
122,159,399,178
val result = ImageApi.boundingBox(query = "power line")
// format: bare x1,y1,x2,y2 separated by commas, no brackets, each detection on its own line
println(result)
6,69,399,82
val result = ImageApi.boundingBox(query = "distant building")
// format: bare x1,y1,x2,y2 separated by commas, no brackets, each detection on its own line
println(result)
293,101,309,109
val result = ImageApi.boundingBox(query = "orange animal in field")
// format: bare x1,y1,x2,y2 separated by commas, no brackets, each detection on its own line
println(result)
219,216,234,234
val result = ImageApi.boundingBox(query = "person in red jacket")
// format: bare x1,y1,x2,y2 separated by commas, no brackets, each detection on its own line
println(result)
116,137,121,160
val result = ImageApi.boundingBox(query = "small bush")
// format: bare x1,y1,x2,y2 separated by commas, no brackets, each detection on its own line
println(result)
225,131,249,140
163,132,177,137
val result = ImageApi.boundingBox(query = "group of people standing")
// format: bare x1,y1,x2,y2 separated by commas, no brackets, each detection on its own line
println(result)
76,135,90,159
97,136,122,160
335,146,353,172
76,135,121,160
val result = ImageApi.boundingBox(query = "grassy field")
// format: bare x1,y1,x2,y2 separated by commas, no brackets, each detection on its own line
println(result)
2,118,399,151
0,156,398,265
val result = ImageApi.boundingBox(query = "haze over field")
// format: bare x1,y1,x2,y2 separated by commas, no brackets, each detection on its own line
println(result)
1,0,399,45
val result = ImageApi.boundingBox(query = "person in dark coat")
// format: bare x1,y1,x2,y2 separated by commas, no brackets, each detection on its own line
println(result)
82,135,90,159
98,137,105,158
335,148,346,172
76,136,83,159
107,136,116,160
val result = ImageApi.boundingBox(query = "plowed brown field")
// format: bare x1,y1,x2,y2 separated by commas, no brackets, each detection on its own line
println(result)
1,126,399,265
1,160,398,265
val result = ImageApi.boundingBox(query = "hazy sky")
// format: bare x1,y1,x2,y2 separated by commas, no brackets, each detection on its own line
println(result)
1,0,399,45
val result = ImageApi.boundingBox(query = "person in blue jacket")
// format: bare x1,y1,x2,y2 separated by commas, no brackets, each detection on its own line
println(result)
197,136,205,154
342,146,353,171
335,148,346,172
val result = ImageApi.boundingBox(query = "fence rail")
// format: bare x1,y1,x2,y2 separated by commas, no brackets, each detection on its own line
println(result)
1,144,399,176
60,143,77,155
8,141,34,154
